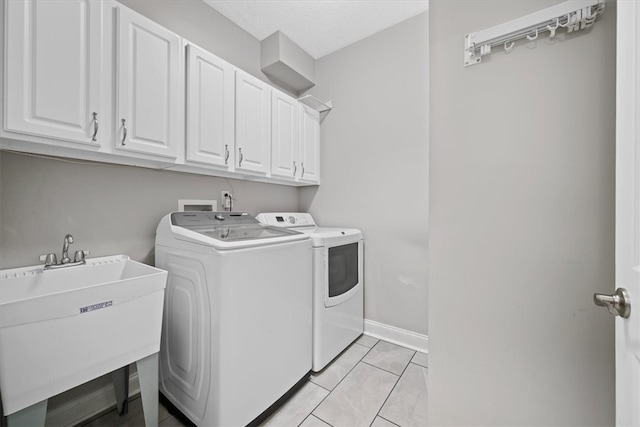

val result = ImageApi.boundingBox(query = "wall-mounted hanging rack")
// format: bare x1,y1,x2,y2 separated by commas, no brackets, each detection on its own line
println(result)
297,94,333,114
464,0,604,67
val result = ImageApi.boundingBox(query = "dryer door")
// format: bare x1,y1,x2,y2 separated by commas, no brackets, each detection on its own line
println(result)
325,239,363,307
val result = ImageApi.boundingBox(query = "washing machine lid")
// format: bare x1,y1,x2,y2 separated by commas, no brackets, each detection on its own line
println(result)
169,212,308,249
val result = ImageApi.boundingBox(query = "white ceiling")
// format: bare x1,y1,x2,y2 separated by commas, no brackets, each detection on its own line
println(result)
203,0,429,59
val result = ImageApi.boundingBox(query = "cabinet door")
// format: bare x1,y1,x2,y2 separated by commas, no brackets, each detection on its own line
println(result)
185,45,234,168
4,0,102,147
115,6,181,159
299,104,320,184
271,90,300,180
235,70,271,174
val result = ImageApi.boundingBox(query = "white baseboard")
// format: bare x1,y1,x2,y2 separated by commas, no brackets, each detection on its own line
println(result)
45,372,140,427
364,319,428,353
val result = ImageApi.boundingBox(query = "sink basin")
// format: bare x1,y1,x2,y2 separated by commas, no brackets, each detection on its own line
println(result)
0,255,167,415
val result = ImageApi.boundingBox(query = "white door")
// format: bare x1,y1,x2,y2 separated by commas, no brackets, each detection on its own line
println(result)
299,104,321,184
185,44,234,168
271,90,299,180
235,70,271,175
4,0,102,147
115,5,181,159
606,2,640,425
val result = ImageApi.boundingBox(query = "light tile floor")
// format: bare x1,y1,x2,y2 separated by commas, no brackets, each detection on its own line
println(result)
81,336,428,427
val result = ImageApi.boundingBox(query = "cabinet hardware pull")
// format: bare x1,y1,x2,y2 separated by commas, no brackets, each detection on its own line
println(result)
238,148,243,167
121,119,127,146
224,144,229,165
91,112,99,141
301,163,305,178
293,161,297,177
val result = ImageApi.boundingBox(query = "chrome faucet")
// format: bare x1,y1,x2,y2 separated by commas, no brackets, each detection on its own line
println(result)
61,234,74,264
40,234,90,269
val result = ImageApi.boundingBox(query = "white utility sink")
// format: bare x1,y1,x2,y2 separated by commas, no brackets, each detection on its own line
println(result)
0,255,167,423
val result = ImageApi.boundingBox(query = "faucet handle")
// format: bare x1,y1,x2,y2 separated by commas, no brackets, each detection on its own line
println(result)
74,250,90,263
40,253,57,266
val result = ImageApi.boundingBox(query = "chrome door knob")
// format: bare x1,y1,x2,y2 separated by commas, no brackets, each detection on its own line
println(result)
594,288,631,318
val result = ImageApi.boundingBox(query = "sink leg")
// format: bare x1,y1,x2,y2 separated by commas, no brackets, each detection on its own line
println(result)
136,352,159,427
6,400,47,427
111,364,130,415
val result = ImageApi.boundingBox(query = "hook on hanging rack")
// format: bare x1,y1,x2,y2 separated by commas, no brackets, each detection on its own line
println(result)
582,5,598,28
504,40,515,53
547,18,559,38
526,28,539,41
558,13,570,28
567,9,582,33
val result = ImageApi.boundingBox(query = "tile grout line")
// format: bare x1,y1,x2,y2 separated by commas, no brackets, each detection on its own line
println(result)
410,352,429,370
296,388,336,427
377,414,403,427
298,413,335,427
296,381,338,427
300,341,377,427
309,379,333,393
409,360,428,369
309,341,371,390
360,359,405,377
364,369,401,427
309,341,374,392
371,349,417,426
357,337,380,349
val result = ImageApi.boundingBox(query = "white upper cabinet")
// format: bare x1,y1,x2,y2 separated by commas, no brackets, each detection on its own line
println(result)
185,44,234,169
271,90,300,180
114,5,182,159
235,70,271,175
299,104,320,184
4,0,103,147
2,1,319,186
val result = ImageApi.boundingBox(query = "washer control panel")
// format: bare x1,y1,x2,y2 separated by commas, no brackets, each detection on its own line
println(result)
171,211,256,227
256,212,316,228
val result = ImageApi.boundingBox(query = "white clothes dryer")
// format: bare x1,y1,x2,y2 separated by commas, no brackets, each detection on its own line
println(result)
155,212,312,426
256,213,364,372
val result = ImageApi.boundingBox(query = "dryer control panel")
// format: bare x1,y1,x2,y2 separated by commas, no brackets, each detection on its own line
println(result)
256,212,316,228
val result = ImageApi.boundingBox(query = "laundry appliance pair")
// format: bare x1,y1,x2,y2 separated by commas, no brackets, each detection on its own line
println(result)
155,211,363,426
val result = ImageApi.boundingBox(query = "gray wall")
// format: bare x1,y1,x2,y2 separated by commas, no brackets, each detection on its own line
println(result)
0,151,298,269
428,0,616,425
300,12,429,335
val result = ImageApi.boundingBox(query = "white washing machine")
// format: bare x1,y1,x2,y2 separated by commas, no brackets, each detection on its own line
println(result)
256,213,363,372
155,212,312,426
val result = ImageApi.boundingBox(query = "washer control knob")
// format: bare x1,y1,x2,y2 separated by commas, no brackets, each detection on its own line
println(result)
288,216,296,224
215,214,225,221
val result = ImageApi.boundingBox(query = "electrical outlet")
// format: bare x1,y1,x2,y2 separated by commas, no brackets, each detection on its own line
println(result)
221,191,232,210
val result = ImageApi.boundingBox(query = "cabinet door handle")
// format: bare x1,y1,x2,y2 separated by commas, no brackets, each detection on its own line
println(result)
238,147,243,167
301,163,305,178
121,119,127,146
224,144,230,165
293,161,297,177
91,112,99,141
